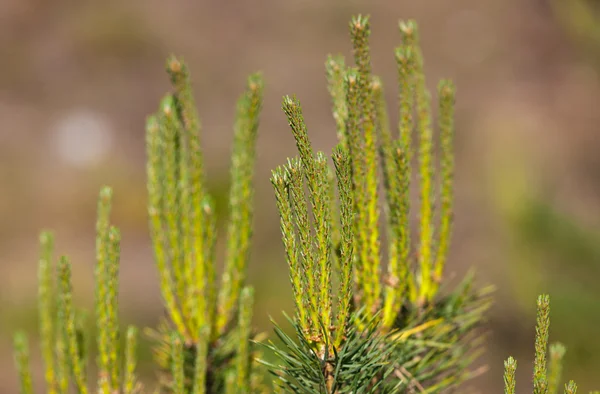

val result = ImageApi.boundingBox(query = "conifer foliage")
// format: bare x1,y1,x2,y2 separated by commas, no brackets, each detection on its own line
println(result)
264,14,492,393
13,56,266,394
12,14,596,394
144,56,265,393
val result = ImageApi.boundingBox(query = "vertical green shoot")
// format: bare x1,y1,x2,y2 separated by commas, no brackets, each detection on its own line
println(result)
58,257,88,394
282,96,333,344
95,188,122,392
350,15,382,315
326,54,348,146
287,157,319,333
548,343,566,394
324,61,345,281
218,74,264,334
343,68,365,299
395,35,416,161
107,226,121,389
55,309,69,394
95,187,112,392
271,165,309,334
13,332,33,394
124,326,140,394
374,76,402,328
430,80,456,299
167,56,208,340
534,294,551,394
174,81,196,339
192,325,210,394
394,42,416,303
402,20,435,305
203,197,219,340
146,113,188,340
332,146,354,347
314,152,334,339
160,95,187,323
38,231,57,394
282,96,337,349
171,334,185,394
236,287,255,393
504,357,517,394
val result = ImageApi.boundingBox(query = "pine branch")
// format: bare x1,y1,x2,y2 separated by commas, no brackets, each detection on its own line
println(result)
145,56,264,393
281,96,336,350
271,14,492,393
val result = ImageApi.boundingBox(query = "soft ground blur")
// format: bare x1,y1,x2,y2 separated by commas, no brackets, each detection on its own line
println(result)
1,0,600,392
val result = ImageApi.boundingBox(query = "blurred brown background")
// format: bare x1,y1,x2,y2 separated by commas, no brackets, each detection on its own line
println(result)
1,0,600,392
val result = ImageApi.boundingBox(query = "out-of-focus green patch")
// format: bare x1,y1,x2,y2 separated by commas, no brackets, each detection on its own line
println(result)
550,0,600,68
510,198,600,384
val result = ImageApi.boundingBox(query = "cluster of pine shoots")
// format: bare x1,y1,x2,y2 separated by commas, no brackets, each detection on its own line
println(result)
11,14,592,394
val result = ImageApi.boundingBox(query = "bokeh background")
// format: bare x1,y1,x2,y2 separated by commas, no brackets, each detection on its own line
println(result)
1,0,600,392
